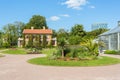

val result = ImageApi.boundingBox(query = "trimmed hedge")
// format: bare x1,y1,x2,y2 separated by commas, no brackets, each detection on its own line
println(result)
104,50,118,54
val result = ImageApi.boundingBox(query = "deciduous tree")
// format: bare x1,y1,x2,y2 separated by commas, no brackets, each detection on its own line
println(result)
25,15,48,29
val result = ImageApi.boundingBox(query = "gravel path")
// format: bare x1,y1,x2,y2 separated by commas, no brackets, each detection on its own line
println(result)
0,53,120,80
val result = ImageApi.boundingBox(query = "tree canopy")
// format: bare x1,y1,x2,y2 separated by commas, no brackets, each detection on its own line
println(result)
25,15,48,29
71,24,86,37
86,28,108,39
2,21,25,47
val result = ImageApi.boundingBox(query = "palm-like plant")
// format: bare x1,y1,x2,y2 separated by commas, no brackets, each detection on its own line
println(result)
58,38,66,58
81,38,99,56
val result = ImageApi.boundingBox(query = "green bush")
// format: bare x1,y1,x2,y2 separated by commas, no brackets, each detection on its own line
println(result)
2,42,10,48
66,53,72,57
64,47,79,58
71,48,79,58
78,52,96,60
104,50,118,54
48,45,99,60
48,51,61,60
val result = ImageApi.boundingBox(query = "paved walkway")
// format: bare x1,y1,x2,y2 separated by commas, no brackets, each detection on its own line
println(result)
0,53,120,80
101,54,120,59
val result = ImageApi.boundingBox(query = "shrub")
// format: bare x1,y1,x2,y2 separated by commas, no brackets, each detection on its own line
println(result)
2,42,10,48
27,48,42,54
78,52,96,60
66,53,72,57
64,47,79,58
48,51,61,60
104,50,118,54
71,48,79,58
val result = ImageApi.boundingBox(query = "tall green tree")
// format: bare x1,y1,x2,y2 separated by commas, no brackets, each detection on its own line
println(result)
69,24,86,44
57,28,69,40
68,35,81,45
86,28,108,39
14,21,25,37
3,24,19,46
25,15,48,29
52,30,57,38
0,31,3,47
2,21,25,47
58,38,66,58
71,24,86,37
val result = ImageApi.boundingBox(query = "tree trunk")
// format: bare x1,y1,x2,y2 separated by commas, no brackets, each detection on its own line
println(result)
61,49,64,58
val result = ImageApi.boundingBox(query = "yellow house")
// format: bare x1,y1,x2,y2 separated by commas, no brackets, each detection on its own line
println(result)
18,27,57,47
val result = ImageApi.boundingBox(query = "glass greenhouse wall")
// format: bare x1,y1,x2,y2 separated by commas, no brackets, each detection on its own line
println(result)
99,35,109,50
99,21,120,51
110,33,118,50
99,33,119,50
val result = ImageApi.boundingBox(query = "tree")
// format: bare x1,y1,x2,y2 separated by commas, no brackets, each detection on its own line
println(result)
25,15,48,29
69,24,86,44
3,24,19,47
57,29,69,54
86,28,108,38
57,29,68,37
57,28,69,41
14,21,25,37
58,38,66,58
52,30,57,38
0,31,3,48
68,35,81,45
2,22,25,47
71,24,86,37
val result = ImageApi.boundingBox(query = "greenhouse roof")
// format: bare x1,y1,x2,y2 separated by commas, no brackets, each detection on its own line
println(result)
100,26,120,36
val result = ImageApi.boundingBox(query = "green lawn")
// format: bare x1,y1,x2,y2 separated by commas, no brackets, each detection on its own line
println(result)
41,48,57,55
2,48,27,55
28,56,120,67
1,48,56,55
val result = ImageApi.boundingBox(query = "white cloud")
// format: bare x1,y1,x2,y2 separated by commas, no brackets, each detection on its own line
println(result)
60,14,70,17
89,5,95,9
50,16,60,21
62,0,88,10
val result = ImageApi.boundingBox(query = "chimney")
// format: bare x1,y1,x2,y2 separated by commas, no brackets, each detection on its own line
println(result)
31,27,34,30
43,26,46,30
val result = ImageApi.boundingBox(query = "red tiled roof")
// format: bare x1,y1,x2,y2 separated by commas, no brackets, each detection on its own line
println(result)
23,29,53,34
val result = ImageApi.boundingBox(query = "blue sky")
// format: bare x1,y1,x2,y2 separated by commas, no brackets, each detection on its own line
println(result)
0,0,120,31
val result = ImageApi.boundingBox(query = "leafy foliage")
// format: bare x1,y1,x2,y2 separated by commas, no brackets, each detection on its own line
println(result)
86,28,108,38
42,35,47,48
68,35,81,45
57,28,69,40
25,15,48,29
104,50,118,54
81,38,99,56
71,24,86,37
57,37,67,58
